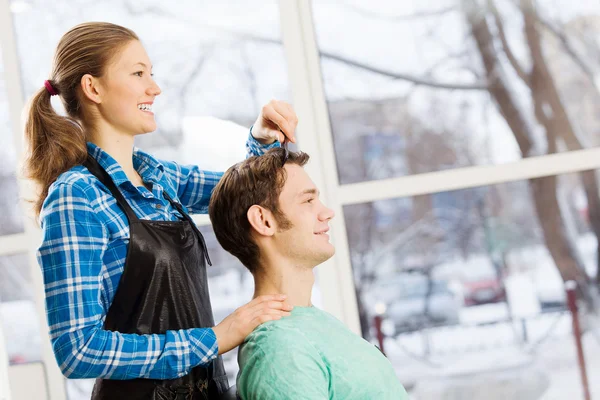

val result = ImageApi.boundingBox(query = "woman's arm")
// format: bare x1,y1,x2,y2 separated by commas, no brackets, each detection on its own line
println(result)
39,180,218,380
160,130,281,214
168,100,298,213
246,128,281,157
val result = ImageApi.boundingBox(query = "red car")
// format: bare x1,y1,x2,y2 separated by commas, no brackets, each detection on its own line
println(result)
463,276,506,306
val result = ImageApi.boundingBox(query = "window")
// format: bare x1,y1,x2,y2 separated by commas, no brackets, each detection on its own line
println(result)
0,253,41,365
312,0,600,184
348,170,598,395
0,47,24,235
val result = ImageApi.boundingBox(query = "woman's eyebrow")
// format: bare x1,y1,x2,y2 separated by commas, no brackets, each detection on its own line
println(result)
133,62,152,69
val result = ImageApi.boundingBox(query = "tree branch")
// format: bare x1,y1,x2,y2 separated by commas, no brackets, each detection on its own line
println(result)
321,51,490,90
128,2,490,91
463,0,534,156
488,0,530,86
535,15,597,83
341,3,459,22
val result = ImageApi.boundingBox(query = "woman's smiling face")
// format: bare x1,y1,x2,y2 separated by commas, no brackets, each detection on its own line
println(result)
95,40,162,136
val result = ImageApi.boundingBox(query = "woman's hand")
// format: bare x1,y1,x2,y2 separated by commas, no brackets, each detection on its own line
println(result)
212,294,293,354
251,100,298,145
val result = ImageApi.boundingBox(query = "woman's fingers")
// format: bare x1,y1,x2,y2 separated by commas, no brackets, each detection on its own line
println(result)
261,100,297,143
272,101,297,143
250,307,292,321
244,299,293,319
213,294,293,354
249,308,292,328
238,295,292,319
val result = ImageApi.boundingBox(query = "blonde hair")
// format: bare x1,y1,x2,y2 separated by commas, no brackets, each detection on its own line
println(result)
23,22,138,217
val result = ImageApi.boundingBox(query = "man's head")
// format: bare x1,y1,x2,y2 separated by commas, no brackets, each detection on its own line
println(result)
209,148,335,274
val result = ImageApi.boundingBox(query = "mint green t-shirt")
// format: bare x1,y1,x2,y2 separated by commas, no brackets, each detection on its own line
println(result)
237,306,409,400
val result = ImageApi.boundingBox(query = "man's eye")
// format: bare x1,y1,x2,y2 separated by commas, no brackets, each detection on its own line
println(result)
306,198,314,204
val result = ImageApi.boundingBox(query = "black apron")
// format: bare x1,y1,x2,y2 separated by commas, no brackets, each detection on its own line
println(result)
84,156,228,400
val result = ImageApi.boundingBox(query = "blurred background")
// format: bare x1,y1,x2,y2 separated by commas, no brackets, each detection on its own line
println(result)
1,0,600,399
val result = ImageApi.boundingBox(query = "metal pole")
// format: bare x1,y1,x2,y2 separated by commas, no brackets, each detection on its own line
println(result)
373,315,386,356
565,280,591,400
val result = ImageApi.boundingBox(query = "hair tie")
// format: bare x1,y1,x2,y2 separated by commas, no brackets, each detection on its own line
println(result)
44,80,58,96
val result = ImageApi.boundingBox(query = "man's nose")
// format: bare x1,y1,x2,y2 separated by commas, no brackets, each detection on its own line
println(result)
320,205,335,221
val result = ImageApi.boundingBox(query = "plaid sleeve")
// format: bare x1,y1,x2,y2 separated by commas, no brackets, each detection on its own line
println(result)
161,161,224,215
246,127,281,157
163,129,280,214
38,180,218,379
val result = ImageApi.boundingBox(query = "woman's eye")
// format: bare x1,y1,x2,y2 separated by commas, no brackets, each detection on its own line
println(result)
134,71,143,77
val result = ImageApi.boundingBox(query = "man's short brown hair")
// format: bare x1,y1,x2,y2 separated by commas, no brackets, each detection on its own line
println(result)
209,147,310,273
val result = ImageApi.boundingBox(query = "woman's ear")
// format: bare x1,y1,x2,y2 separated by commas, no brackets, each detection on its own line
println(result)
80,74,103,104
247,205,275,237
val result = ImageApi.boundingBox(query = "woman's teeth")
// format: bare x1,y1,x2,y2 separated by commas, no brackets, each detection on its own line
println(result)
138,104,153,112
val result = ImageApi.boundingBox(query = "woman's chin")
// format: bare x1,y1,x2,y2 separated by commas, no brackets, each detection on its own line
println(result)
137,124,157,135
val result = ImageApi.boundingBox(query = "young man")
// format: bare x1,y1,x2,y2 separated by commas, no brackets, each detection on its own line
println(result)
209,148,408,399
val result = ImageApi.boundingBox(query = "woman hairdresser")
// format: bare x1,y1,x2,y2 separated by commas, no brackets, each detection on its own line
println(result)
24,21,296,399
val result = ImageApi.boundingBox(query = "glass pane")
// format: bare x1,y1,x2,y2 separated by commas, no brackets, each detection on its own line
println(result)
0,48,25,235
312,1,600,184
11,0,292,160
0,253,41,365
200,226,323,383
348,170,600,398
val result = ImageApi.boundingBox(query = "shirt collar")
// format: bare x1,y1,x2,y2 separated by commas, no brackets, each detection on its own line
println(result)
86,142,166,191
133,147,165,182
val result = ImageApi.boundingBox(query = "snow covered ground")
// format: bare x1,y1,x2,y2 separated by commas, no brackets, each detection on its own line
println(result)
385,303,600,399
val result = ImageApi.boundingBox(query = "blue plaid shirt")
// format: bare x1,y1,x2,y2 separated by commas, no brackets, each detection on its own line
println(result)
37,132,279,380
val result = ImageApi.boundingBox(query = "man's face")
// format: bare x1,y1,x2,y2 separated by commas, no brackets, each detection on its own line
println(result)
274,164,335,267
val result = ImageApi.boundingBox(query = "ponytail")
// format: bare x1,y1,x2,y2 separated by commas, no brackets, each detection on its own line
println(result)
22,22,139,219
23,83,87,218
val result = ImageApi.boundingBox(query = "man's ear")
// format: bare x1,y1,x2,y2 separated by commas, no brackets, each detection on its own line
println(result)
80,74,103,104
247,205,276,237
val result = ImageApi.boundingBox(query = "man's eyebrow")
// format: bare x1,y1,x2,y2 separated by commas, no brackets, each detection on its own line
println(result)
296,188,319,198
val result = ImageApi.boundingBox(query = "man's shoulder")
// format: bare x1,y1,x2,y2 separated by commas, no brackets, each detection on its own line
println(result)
243,317,309,351
237,316,331,399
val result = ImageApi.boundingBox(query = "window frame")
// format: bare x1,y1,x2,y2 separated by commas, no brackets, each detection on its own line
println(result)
1,1,600,399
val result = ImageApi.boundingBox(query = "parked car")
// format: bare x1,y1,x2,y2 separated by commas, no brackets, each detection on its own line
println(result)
363,273,461,334
462,273,506,307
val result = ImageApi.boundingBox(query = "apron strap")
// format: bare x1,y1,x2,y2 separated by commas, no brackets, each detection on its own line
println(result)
83,156,139,223
163,191,213,267
83,155,212,267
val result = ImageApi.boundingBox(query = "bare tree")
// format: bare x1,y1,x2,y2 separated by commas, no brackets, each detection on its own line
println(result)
321,1,600,305
461,0,599,306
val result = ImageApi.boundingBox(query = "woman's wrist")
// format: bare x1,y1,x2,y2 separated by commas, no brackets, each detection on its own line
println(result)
250,124,277,145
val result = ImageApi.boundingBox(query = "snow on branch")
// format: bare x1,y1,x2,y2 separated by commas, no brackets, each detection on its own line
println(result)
488,0,530,86
340,4,459,22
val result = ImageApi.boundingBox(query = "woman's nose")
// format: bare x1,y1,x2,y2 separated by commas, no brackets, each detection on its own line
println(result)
148,80,161,96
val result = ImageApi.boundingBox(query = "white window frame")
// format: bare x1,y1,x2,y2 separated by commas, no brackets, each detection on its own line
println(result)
0,0,68,399
278,0,600,337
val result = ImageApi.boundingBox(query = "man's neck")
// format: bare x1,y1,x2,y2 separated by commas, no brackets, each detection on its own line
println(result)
253,260,315,308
